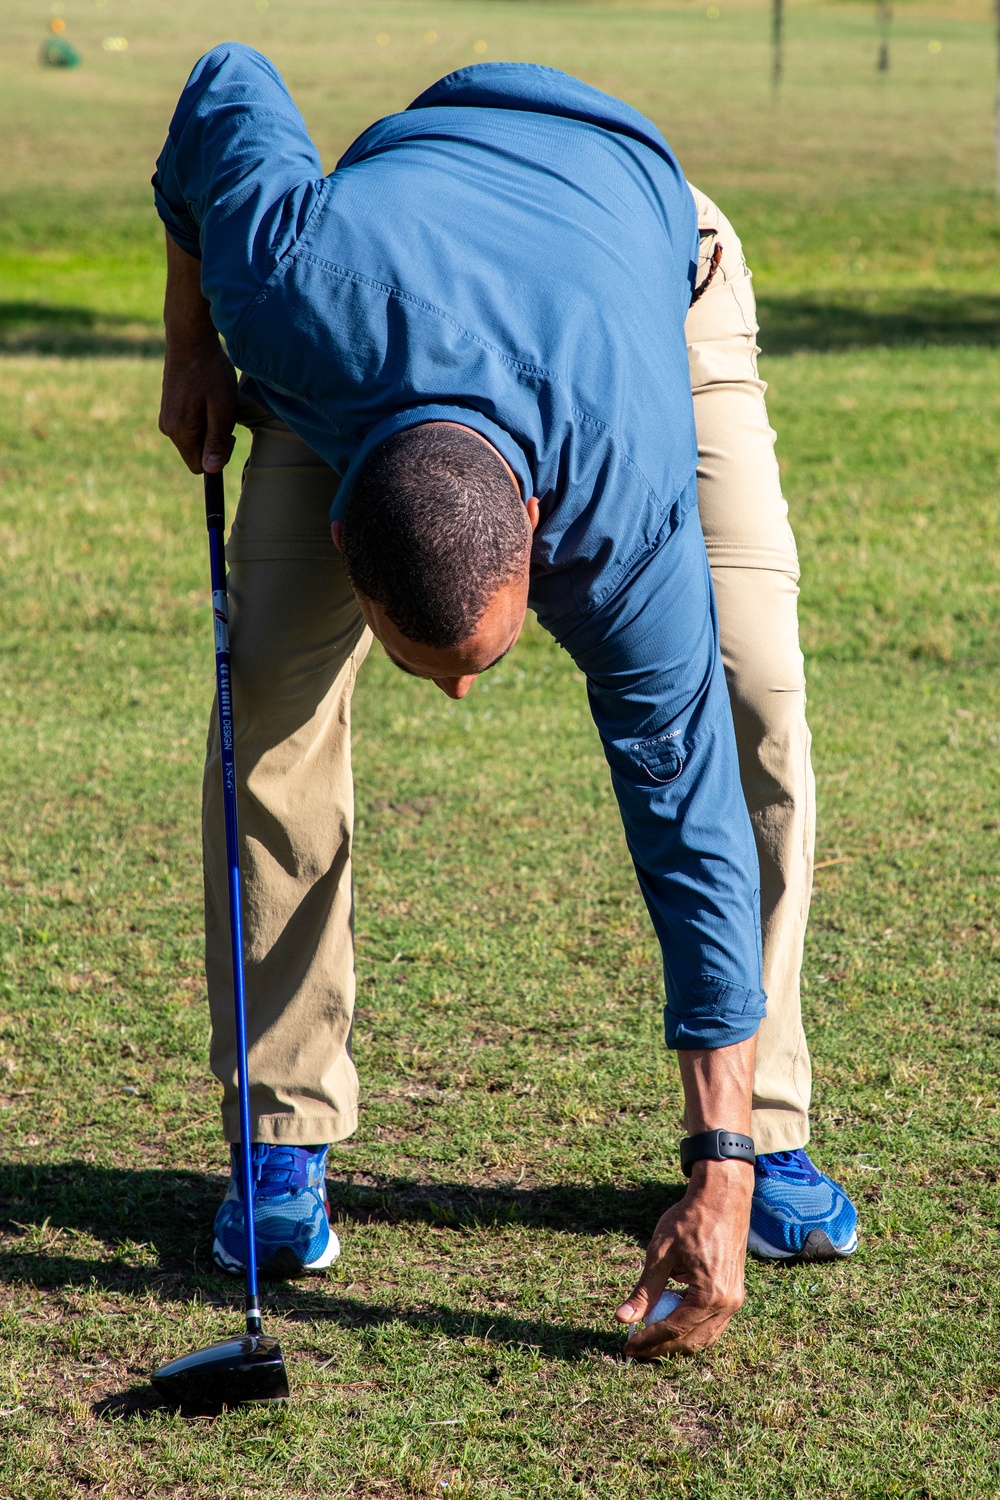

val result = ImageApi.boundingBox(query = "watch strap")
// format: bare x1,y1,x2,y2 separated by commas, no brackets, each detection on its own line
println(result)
679,1129,755,1177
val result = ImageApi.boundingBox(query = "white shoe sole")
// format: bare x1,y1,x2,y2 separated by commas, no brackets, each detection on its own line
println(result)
212,1226,341,1276
748,1225,858,1261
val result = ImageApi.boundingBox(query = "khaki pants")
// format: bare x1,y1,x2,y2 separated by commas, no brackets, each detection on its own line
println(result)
204,185,813,1157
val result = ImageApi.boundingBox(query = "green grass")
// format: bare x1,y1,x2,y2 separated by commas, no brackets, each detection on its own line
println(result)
1,2,999,1496
0,0,998,351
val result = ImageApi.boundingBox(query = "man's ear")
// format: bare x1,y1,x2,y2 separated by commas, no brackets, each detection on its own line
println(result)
331,520,343,550
526,496,540,533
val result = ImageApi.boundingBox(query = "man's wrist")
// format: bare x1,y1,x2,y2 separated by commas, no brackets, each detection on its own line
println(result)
680,1128,755,1178
686,1157,755,1195
164,318,222,352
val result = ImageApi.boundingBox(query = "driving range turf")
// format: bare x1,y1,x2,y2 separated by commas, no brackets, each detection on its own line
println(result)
1,1,998,1496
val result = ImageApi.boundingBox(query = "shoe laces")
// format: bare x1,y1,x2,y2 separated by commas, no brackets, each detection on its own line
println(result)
248,1144,311,1196
754,1148,823,1186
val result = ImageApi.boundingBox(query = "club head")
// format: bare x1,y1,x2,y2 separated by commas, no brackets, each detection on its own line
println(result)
152,1333,289,1411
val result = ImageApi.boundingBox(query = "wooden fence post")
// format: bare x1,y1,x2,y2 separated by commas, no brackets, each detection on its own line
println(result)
877,0,892,73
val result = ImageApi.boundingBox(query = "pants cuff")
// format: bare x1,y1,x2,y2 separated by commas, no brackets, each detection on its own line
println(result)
221,1109,359,1147
750,1111,810,1156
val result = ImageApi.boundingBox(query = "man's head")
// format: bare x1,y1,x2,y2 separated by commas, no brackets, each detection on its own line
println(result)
337,422,539,698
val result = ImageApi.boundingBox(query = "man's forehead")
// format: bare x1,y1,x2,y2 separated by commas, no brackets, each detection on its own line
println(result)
385,644,512,680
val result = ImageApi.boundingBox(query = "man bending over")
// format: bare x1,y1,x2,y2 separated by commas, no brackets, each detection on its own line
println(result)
154,46,858,1358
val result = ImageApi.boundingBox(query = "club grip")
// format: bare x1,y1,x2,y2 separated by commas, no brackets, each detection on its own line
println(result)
204,470,226,530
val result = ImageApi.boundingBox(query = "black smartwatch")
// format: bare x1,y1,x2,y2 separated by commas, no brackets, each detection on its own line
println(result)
679,1129,755,1178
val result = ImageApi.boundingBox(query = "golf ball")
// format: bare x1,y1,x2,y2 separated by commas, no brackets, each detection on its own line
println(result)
626,1287,684,1340
644,1287,684,1325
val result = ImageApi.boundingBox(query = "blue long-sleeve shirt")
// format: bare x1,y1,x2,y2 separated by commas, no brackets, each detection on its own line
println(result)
153,45,767,1048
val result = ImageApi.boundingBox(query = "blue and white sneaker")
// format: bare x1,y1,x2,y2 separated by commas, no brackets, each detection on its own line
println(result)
213,1144,340,1278
749,1149,859,1261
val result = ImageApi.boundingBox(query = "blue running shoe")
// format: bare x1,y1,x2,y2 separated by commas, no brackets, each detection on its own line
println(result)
213,1144,340,1278
749,1149,859,1261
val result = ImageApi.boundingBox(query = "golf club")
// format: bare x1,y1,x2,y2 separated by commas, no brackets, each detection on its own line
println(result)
151,470,290,1410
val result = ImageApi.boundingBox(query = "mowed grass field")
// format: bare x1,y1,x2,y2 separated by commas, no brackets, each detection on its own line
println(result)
1,2,998,1497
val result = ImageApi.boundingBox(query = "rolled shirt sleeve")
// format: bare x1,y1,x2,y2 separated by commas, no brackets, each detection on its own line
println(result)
554,505,767,1050
152,43,326,342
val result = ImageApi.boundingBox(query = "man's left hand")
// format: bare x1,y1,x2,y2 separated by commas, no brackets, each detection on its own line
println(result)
615,1158,753,1357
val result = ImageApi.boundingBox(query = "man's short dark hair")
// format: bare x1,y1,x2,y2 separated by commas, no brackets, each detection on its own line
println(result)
340,423,530,649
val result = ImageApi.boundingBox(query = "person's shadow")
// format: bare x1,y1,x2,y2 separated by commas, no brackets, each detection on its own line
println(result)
0,1161,685,1417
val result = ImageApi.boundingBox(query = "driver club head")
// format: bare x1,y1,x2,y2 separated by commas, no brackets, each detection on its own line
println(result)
152,1333,289,1411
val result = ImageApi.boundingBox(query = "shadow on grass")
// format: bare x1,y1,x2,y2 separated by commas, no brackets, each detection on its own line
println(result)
0,1160,221,1266
0,1157,683,1358
93,1386,170,1422
0,1161,682,1268
1,291,998,359
279,1288,629,1360
0,1164,688,1406
757,291,1000,353
0,301,164,357
89,1295,627,1422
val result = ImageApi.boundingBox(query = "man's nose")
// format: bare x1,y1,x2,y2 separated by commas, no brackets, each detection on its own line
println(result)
433,675,478,699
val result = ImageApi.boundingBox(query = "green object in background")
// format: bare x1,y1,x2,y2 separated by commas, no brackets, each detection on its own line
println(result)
40,37,81,69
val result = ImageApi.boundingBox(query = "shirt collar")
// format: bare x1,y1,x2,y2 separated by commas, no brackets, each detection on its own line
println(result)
329,405,533,522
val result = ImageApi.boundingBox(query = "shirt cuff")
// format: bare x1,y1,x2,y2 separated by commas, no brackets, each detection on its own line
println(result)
152,171,203,260
664,974,766,1050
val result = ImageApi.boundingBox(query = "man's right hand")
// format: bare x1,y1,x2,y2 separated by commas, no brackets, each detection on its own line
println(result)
617,1033,758,1357
615,1158,752,1357
159,337,237,474
159,230,237,474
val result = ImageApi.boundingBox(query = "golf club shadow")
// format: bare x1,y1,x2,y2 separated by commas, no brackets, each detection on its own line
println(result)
91,1382,272,1423
281,1289,628,1361
88,1293,625,1422
88,1299,625,1423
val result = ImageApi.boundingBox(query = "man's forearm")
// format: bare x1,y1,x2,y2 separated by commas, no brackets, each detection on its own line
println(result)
164,231,218,350
677,1033,756,1137
680,1038,758,1236
159,231,237,474
677,1032,756,1218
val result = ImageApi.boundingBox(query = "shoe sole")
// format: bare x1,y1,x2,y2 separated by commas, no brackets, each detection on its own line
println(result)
212,1230,341,1279
747,1226,858,1262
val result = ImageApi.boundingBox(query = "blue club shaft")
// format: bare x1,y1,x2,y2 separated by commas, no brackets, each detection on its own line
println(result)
204,471,262,1336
